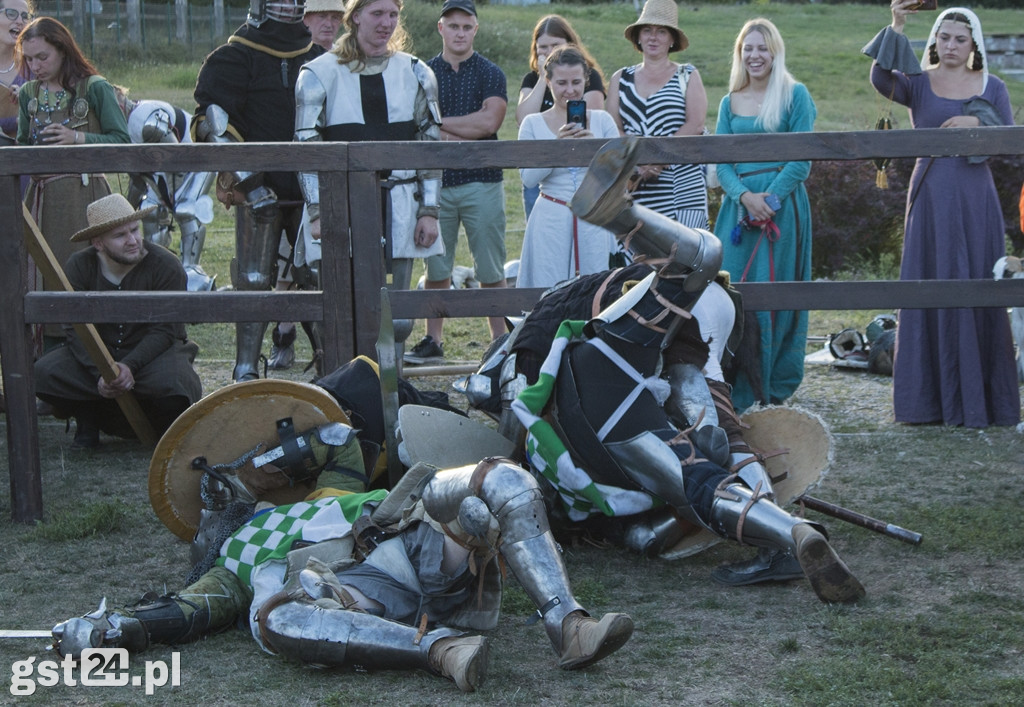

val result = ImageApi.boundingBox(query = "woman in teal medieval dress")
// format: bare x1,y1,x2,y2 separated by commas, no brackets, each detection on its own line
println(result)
713,17,815,412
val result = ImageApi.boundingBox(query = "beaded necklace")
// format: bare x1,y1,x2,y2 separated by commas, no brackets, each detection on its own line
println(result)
27,84,71,144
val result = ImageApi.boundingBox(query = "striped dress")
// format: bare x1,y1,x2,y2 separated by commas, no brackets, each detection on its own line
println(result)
616,64,708,229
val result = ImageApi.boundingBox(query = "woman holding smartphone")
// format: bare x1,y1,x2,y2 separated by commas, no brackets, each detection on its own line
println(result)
713,18,817,413
516,45,618,290
515,14,605,221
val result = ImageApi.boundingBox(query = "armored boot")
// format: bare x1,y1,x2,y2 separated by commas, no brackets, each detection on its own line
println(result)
231,188,283,382
268,324,297,370
422,462,634,669
260,601,488,692
178,217,215,292
52,566,250,658
570,136,721,292
52,598,150,658
710,483,865,603
233,321,269,381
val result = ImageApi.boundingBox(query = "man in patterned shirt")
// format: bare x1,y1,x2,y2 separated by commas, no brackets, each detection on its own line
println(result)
405,0,509,365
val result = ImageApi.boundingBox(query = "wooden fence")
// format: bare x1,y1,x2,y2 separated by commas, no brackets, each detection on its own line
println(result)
4,127,1024,523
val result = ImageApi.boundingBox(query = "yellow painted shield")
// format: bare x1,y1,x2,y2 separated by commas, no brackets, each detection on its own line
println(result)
148,379,350,541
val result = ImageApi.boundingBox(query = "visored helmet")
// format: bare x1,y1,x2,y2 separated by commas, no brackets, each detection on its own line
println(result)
248,0,305,26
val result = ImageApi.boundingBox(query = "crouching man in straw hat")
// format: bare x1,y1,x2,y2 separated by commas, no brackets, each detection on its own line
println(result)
52,450,634,692
34,193,203,449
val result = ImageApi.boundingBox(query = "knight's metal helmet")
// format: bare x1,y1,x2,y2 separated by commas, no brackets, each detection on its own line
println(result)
248,0,305,26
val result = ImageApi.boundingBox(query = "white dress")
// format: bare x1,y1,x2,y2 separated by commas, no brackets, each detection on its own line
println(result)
517,109,619,289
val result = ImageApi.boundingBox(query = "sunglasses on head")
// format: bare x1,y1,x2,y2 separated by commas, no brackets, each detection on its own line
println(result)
3,8,32,21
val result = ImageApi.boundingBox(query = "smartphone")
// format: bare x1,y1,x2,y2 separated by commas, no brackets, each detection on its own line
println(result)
765,194,782,211
908,0,937,10
566,100,587,129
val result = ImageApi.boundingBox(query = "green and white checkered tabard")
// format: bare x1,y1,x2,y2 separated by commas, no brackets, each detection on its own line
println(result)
216,491,386,587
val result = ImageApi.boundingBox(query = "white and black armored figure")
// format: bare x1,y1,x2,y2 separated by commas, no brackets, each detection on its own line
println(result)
294,48,444,288
293,12,445,354
126,99,217,292
463,137,864,603
51,391,633,692
193,0,325,381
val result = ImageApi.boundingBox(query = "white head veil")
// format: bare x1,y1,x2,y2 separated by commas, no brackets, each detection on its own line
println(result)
922,7,988,90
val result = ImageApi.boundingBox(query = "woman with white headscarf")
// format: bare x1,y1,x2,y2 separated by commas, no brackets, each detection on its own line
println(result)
865,4,1019,428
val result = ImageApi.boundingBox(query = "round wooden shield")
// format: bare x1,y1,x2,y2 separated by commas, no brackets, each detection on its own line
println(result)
148,379,350,541
660,405,832,560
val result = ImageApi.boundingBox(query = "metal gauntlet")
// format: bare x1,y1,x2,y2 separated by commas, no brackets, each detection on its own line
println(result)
195,104,261,192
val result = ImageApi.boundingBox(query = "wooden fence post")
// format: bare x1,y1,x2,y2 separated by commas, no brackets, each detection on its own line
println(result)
0,176,43,522
320,169,355,370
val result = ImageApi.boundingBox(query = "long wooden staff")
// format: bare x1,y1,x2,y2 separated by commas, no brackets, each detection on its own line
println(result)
22,203,159,447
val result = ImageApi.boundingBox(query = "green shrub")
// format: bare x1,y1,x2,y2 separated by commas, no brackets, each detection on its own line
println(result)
807,153,1024,278
806,159,907,278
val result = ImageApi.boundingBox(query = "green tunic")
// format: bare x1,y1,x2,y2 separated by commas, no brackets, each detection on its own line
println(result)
18,76,130,330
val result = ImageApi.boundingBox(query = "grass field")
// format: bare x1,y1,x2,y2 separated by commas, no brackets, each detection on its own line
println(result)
3,4,1024,703
2,359,1023,704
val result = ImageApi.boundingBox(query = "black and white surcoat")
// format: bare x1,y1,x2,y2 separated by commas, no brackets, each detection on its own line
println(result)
295,51,443,260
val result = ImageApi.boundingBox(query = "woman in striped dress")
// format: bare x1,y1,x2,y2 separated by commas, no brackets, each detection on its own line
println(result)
606,0,708,230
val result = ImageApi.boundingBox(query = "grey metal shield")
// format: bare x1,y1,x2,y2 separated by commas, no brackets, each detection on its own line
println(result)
397,405,516,469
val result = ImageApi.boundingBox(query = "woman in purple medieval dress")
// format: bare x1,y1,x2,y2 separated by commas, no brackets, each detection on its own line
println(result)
866,3,1019,427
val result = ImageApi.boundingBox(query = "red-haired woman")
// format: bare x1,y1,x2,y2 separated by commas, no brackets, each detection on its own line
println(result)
16,17,129,348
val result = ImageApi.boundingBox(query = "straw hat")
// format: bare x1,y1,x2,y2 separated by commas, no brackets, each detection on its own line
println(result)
304,0,344,14
70,193,157,243
624,0,687,53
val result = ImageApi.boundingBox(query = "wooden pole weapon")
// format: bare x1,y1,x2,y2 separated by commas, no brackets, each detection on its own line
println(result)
798,494,923,546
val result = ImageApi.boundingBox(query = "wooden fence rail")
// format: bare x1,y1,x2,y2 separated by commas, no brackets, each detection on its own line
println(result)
4,127,1024,522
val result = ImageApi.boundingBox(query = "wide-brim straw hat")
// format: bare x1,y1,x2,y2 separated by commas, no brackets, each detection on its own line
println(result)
70,193,157,242
304,0,344,14
624,0,687,53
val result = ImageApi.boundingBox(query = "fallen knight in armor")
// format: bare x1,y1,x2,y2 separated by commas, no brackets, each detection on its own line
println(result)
460,137,865,603
52,380,633,693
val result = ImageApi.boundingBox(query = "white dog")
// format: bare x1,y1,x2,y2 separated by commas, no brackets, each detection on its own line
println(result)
992,255,1024,384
